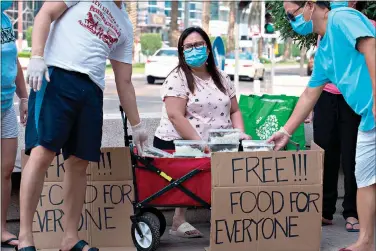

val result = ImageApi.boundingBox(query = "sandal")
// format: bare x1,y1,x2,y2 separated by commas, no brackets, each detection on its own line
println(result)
17,247,37,251
169,222,204,238
1,238,18,248
345,221,360,232
63,240,99,251
339,249,353,251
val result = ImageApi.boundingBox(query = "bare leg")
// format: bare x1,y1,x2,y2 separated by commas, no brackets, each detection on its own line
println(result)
1,138,19,246
60,156,91,251
347,184,376,251
18,146,55,249
172,208,202,236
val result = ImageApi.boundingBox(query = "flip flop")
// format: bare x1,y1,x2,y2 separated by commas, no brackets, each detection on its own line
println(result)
61,240,99,251
1,238,18,248
339,249,353,251
169,222,204,238
17,246,37,251
345,221,360,232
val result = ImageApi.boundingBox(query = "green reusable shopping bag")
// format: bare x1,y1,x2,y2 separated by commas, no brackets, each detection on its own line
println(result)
239,94,306,150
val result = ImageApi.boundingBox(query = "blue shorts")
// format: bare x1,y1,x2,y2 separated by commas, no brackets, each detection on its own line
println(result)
25,67,103,162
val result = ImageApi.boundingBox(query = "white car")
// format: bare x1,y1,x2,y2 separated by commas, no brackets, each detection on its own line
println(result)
144,48,179,84
224,52,265,81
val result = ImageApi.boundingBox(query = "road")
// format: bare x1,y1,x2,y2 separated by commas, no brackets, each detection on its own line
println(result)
13,66,308,119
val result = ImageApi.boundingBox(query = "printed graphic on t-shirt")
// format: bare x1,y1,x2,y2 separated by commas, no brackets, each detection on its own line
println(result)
1,27,16,44
78,0,121,48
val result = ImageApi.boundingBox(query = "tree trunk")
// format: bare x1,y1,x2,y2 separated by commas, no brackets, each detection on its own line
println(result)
126,1,138,61
169,1,180,47
300,46,307,76
283,37,292,60
227,1,236,52
202,1,210,34
258,38,263,58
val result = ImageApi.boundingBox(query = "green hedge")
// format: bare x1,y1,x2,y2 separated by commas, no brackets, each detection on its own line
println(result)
18,51,31,58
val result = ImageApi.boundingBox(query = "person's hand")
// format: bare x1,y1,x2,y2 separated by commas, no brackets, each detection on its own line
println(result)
240,132,252,140
132,122,148,154
305,112,314,124
19,98,28,126
26,56,50,92
267,127,292,151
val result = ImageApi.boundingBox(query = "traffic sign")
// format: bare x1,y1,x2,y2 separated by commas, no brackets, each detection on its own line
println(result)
212,36,226,71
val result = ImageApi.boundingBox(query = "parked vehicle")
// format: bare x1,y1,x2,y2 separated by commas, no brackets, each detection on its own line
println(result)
224,52,265,81
145,48,178,84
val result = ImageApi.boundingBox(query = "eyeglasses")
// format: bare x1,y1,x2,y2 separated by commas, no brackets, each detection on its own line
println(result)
286,4,304,22
182,41,206,52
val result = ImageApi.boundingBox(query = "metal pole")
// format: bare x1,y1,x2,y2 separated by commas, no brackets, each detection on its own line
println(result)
234,3,240,99
184,1,189,29
17,1,23,50
271,41,275,87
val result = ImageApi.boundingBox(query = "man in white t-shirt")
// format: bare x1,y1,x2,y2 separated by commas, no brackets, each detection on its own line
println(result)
19,1,147,250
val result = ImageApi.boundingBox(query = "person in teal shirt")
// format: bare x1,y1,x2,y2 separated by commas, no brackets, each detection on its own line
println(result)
1,0,28,248
269,1,375,251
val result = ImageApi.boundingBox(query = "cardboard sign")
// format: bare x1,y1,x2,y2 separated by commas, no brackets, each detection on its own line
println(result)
21,147,132,182
209,143,324,251
22,147,136,250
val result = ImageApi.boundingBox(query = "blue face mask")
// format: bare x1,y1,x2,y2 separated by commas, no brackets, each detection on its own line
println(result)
184,46,208,68
290,5,314,36
330,1,348,9
1,0,13,11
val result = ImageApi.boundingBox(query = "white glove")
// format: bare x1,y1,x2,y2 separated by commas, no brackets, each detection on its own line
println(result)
26,56,50,92
132,122,148,154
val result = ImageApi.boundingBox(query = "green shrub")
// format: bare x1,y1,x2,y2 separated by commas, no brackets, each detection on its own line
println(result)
140,33,162,56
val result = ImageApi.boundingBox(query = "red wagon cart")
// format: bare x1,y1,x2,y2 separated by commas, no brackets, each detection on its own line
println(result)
120,106,211,251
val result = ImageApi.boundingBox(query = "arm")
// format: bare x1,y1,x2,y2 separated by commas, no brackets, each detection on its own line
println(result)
15,59,28,99
229,97,245,131
284,85,324,135
164,97,201,140
111,60,140,126
15,59,28,125
357,37,376,118
31,1,69,56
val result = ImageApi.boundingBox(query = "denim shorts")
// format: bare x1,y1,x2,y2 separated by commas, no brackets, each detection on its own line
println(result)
355,128,376,188
25,67,103,162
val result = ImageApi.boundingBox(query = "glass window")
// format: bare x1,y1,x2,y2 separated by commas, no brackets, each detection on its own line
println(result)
156,50,178,57
178,10,183,18
226,52,253,60
190,12,195,19
165,1,171,8
149,1,157,6
148,7,157,13
190,3,196,10
165,10,171,17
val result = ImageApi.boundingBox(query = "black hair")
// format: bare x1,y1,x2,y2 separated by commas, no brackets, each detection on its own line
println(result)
293,1,330,9
174,26,226,94
354,1,367,12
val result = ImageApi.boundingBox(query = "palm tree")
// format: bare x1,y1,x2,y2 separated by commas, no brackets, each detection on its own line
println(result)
169,1,179,47
126,1,138,61
227,1,236,52
202,0,210,34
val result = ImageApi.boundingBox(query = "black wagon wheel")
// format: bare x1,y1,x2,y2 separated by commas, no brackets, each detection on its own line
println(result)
131,215,160,251
142,208,167,237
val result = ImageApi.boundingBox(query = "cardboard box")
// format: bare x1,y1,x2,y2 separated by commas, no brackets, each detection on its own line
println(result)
21,147,132,182
209,143,324,251
22,147,135,250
